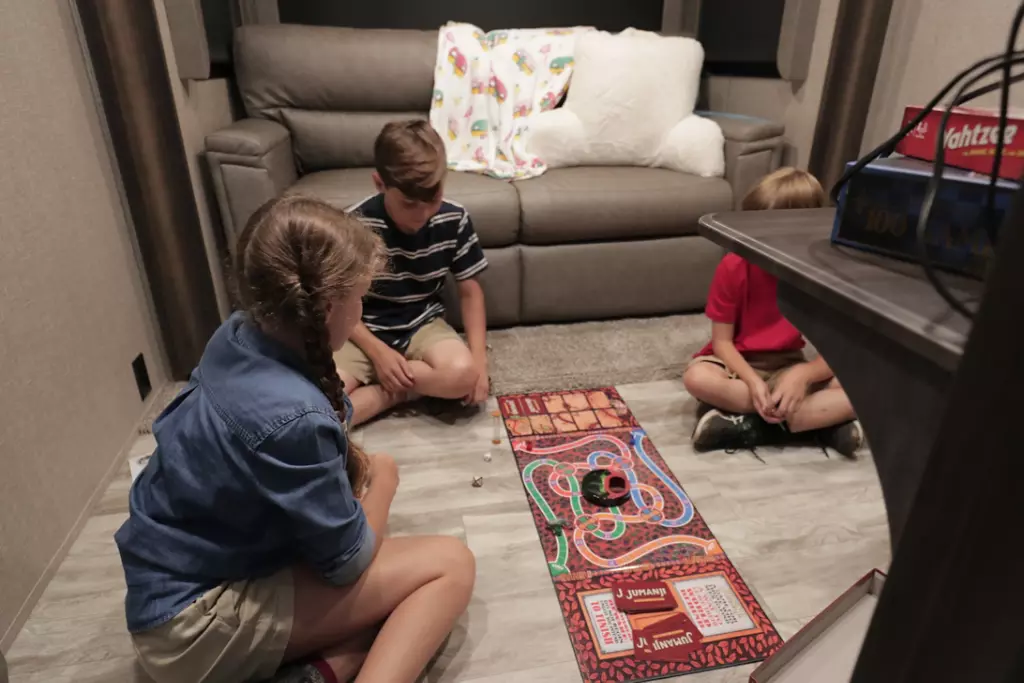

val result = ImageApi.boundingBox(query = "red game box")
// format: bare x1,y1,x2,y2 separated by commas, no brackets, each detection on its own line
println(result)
896,104,1024,180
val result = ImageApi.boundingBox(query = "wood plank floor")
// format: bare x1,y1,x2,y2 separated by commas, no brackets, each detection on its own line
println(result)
5,381,890,682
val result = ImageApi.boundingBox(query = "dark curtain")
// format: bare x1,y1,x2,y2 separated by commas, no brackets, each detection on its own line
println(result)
277,0,664,32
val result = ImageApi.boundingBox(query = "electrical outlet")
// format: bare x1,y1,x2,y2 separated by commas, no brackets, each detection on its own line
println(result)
132,353,152,401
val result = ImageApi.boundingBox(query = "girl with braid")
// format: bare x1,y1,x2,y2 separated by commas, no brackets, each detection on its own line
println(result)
115,196,476,683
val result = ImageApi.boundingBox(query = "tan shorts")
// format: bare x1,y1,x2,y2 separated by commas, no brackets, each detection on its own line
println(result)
687,350,806,390
335,317,463,385
132,568,294,683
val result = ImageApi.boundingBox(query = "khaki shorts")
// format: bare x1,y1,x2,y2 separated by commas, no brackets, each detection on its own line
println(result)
132,568,294,683
687,350,806,390
335,317,463,385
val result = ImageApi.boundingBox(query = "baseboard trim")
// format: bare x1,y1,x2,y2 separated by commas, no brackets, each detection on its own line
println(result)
0,380,169,653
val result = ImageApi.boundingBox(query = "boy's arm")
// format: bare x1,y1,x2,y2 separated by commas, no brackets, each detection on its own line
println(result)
711,322,780,423
704,258,760,384
457,278,487,364
457,278,489,402
349,321,391,359
349,322,415,390
771,355,836,419
451,211,489,402
710,322,761,385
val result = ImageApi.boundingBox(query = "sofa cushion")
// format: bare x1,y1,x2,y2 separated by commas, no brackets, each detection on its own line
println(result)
519,237,723,322
288,169,520,248
235,25,437,170
281,111,428,173
514,167,733,245
235,25,436,116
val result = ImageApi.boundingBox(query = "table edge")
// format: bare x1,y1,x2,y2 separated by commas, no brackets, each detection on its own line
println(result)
698,213,965,372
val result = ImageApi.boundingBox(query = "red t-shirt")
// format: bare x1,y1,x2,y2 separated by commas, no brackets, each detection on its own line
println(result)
694,254,805,357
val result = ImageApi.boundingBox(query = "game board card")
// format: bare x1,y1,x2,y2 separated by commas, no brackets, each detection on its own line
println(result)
564,392,591,411
529,415,555,434
671,573,758,638
505,417,532,436
596,408,626,428
629,610,678,632
632,612,702,662
552,413,577,432
572,410,599,430
499,397,521,416
612,580,677,613
543,394,568,413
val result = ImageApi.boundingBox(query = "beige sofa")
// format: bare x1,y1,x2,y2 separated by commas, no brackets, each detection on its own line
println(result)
206,24,784,327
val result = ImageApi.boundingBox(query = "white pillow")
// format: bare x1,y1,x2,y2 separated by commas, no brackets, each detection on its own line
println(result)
528,28,725,177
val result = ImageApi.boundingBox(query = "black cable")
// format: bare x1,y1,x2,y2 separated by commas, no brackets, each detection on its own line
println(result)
988,2,1024,232
916,55,1024,319
957,70,1024,107
953,58,1024,247
830,51,1023,203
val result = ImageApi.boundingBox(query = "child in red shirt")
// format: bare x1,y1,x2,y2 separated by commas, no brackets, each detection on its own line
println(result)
683,168,862,455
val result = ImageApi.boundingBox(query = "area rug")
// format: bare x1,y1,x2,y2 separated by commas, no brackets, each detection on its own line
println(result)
499,387,781,681
139,315,707,434
487,314,707,395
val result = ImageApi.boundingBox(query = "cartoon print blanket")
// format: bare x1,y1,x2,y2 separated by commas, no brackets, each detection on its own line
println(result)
429,23,590,180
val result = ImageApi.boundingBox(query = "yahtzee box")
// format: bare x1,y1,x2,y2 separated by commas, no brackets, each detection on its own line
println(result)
896,104,1024,180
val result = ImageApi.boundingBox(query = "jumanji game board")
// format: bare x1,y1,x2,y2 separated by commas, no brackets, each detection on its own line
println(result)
499,387,782,681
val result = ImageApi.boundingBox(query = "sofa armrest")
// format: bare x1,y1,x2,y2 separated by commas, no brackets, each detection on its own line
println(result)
205,119,298,249
699,111,785,208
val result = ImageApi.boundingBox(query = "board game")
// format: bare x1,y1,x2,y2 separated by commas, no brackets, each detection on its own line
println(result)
500,388,781,681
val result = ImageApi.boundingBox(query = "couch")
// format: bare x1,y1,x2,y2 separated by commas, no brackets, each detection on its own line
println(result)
206,24,784,328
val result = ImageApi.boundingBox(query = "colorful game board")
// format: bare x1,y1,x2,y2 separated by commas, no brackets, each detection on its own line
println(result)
500,388,782,681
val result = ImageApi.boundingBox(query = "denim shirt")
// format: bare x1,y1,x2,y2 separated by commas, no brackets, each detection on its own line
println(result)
115,312,375,633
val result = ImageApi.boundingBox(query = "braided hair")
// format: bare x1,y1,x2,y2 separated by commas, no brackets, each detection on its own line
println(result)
233,195,384,495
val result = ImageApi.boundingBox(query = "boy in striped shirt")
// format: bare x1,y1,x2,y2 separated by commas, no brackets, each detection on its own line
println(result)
335,120,490,425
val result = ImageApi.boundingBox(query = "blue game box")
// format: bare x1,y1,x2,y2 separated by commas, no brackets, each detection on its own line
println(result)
831,156,1019,278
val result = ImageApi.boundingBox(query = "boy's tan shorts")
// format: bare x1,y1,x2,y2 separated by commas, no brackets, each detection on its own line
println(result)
335,317,463,385
686,350,806,390
132,568,294,683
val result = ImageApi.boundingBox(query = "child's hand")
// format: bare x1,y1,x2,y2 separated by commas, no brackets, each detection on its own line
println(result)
371,347,416,393
463,364,490,405
747,377,783,423
771,366,811,420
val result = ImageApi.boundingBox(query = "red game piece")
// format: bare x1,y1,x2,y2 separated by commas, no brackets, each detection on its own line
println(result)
632,612,702,662
612,580,677,613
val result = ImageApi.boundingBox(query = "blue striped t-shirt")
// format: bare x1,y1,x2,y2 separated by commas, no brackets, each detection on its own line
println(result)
348,194,488,350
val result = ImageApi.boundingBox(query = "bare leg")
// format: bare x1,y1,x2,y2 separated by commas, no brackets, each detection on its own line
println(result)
285,536,476,683
405,339,478,400
682,362,755,414
339,370,409,426
348,385,408,427
786,378,856,433
317,627,376,681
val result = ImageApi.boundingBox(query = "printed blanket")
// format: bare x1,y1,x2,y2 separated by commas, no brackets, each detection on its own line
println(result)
429,22,590,180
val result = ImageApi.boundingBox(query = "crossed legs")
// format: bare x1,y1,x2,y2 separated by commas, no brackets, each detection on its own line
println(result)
341,339,479,426
682,362,855,432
